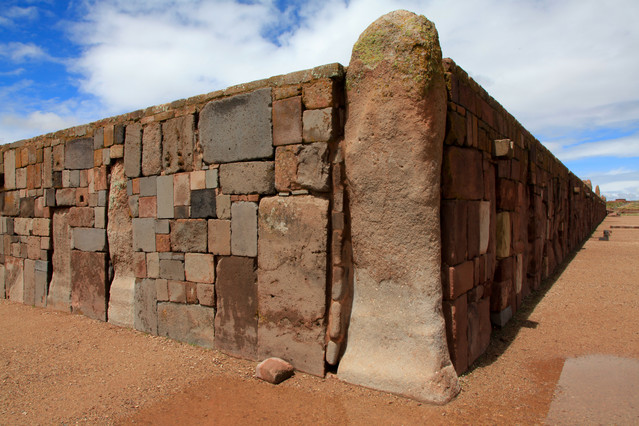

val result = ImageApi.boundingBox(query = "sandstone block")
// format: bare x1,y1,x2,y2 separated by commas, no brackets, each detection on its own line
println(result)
173,172,190,206
162,115,195,174
132,218,156,252
47,210,71,312
497,178,517,211
108,277,136,328
273,96,302,146
444,260,474,300
71,250,108,321
257,196,328,375
156,175,174,219
157,302,215,348
139,176,157,196
68,207,94,227
170,219,207,253
208,219,231,255
479,201,490,254
184,253,215,283
496,212,511,258
215,256,258,359
34,262,49,307
275,144,330,192
5,257,24,303
256,358,294,384
196,283,215,307
146,252,159,278
168,280,186,303
219,162,275,195
231,202,258,257
56,188,76,206
159,259,185,281
23,258,36,306
303,78,339,109
191,189,216,218
443,295,468,374
72,228,107,252
467,201,481,259
205,169,218,189
65,138,93,170
441,200,467,265
142,123,162,176
156,279,168,302
303,107,336,142
442,146,483,200
216,194,231,219
199,88,273,164
468,297,491,366
4,150,15,189
31,218,50,236
138,196,157,218
190,170,206,190
124,123,142,178
134,278,158,334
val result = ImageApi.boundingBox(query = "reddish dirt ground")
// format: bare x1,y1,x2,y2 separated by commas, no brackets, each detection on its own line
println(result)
1,216,638,425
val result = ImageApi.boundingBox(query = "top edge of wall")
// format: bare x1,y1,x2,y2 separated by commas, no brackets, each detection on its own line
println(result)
0,62,346,152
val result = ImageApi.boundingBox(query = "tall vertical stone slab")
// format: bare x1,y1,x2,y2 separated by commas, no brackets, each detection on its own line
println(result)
47,209,72,312
257,196,329,376
162,115,195,174
338,11,459,403
125,123,142,178
107,162,137,328
71,250,108,321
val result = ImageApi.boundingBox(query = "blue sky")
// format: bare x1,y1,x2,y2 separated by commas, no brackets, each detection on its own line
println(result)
1,0,638,200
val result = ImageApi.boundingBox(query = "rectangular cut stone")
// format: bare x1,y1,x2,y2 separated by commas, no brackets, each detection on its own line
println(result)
273,96,302,146
208,219,231,255
139,176,157,196
56,188,76,206
65,138,94,170
70,250,108,321
215,256,258,359
4,150,16,189
184,253,215,283
23,259,36,306
170,219,207,253
442,146,483,200
173,173,190,206
216,194,231,219
191,189,216,218
441,200,467,265
257,196,329,376
496,212,511,258
134,278,158,334
302,107,336,142
132,218,156,252
231,202,258,257
156,175,174,219
467,201,481,259
199,88,273,163
219,161,275,195
467,298,491,366
162,115,195,174
5,257,24,303
444,260,474,300
205,169,218,188
157,302,215,348
479,201,491,254
190,170,206,190
124,123,142,178
35,265,49,307
73,228,107,252
159,259,185,281
142,123,162,176
443,295,468,374
69,207,94,227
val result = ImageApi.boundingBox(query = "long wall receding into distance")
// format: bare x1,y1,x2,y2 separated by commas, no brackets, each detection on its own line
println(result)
0,10,605,404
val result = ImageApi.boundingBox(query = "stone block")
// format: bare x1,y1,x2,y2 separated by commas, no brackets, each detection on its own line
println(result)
302,107,336,142
4,150,15,189
27,236,40,259
162,115,195,174
170,219,207,253
14,217,32,235
275,143,330,192
108,277,136,328
34,261,49,307
128,195,139,217
157,302,215,348
5,257,24,303
174,205,189,218
94,207,106,229
497,178,517,211
216,194,231,219
68,207,94,227
23,258,36,306
493,139,514,157
496,212,511,258
56,188,76,206
184,253,215,283
467,298,491,366
197,283,215,307
490,305,513,327
479,201,490,255
444,260,474,300
156,234,170,252
215,256,258,359
168,280,186,303
273,96,302,146
146,252,159,278
132,218,156,252
467,201,481,259
256,358,294,384
190,170,206,190
3,191,20,216
0,264,4,299
47,210,71,312
199,88,273,164
442,146,483,200
138,196,157,218
173,173,190,206
70,250,108,321
208,219,231,255
142,123,162,176
134,278,158,334
124,123,142,178
191,189,217,218
156,175,174,219
156,279,168,302
231,202,258,257
205,169,218,188
441,200,467,265
65,138,93,170
443,295,468,375
139,176,157,197
110,144,124,159
159,259,184,281
219,161,275,195
257,196,328,376
303,78,339,109
490,279,512,312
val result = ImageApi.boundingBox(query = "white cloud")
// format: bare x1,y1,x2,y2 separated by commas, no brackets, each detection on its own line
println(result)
5,6,39,20
0,111,80,145
0,42,52,62
546,132,639,161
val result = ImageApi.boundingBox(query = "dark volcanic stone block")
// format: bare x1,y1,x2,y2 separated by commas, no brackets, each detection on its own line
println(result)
191,189,217,219
65,138,94,170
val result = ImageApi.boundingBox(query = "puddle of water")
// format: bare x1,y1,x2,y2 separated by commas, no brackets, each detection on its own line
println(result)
546,354,639,425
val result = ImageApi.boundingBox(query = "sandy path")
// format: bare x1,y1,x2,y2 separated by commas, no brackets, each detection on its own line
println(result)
1,215,637,425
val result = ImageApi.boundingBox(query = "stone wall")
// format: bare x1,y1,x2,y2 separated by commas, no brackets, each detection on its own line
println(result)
0,10,606,404
440,58,607,374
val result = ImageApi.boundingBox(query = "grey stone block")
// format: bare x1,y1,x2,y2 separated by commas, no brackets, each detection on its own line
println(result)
124,123,142,178
157,302,215,348
139,176,157,196
94,127,104,149
23,258,35,306
134,278,158,334
142,123,162,176
303,108,336,142
490,305,513,328
170,219,207,253
205,169,218,188
199,88,273,164
159,259,185,281
98,190,107,207
191,189,217,219
73,228,107,252
155,219,170,234
231,202,257,257
216,194,231,219
35,268,48,307
156,175,174,219
219,161,275,195
65,138,94,170
174,206,189,218
132,218,156,252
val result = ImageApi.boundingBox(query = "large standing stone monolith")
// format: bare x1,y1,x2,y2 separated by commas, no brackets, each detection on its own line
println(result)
337,10,459,404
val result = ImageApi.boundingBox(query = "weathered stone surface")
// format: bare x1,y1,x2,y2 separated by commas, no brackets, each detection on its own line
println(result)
5,257,24,303
56,188,76,206
134,278,158,334
441,200,467,266
199,88,273,164
191,189,217,218
231,202,258,257
338,11,458,403
133,218,156,252
257,196,328,376
170,219,207,253
156,175,174,219
196,283,214,307
162,115,195,174
479,201,491,255
142,123,162,176
34,261,49,307
72,228,107,252
302,107,336,142
496,212,511,258
125,123,142,178
467,298,491,366
256,358,294,384
273,96,302,146
208,219,231,255
0,265,4,299
139,176,157,197
157,302,215,348
23,259,36,306
71,250,108,321
184,253,215,283
4,150,16,189
219,162,275,195
65,138,93,170
275,143,330,192
444,260,474,300
215,256,258,359
216,194,231,219
442,146,483,200
47,210,72,312
443,295,468,374
159,259,185,281
108,277,136,328
173,173,190,206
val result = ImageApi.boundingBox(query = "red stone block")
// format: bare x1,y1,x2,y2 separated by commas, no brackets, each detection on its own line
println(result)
272,96,302,146
156,234,170,252
75,187,89,207
185,282,198,304
490,279,512,312
70,250,108,321
133,252,146,278
94,166,108,191
68,207,94,227
443,295,468,375
467,201,481,259
467,297,491,366
441,200,468,266
302,78,339,109
275,145,302,192
138,196,157,218
442,146,483,200
497,178,517,211
444,260,474,300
